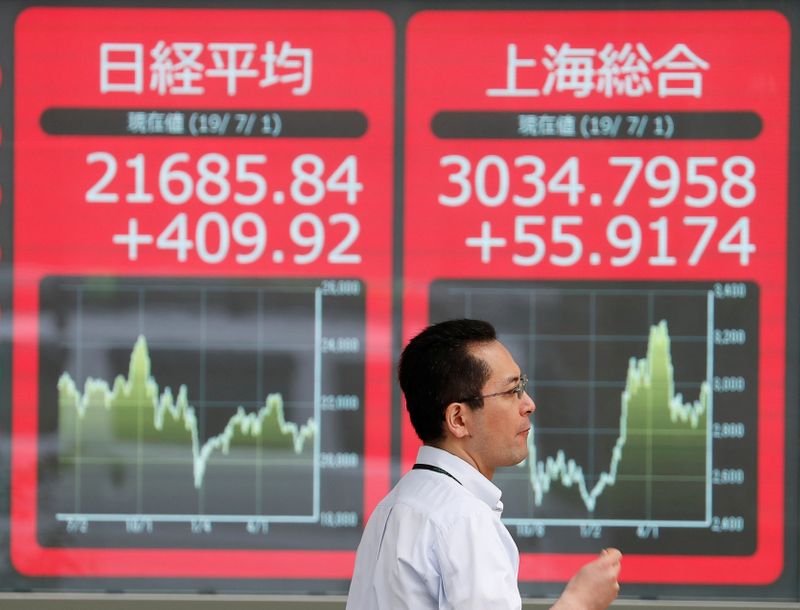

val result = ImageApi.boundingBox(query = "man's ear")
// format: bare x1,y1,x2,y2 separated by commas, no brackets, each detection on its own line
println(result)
443,401,471,439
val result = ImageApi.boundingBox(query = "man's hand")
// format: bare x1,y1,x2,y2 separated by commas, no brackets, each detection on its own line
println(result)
551,548,622,610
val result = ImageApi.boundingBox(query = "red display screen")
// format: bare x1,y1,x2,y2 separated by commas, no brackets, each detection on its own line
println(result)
12,7,394,579
404,10,788,587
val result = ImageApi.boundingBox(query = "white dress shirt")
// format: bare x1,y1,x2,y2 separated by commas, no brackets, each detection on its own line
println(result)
347,445,521,609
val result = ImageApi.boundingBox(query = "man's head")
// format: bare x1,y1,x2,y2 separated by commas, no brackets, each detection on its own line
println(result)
399,319,535,478
399,319,496,443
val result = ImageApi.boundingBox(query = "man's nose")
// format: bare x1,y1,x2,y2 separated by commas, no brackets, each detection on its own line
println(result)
522,392,535,415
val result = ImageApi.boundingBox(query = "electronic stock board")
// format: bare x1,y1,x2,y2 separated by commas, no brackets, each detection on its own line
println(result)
1,2,797,601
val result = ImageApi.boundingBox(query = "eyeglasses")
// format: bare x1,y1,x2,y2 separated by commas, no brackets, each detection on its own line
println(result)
459,374,528,403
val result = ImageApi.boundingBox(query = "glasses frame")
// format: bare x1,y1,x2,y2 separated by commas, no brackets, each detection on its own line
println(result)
458,373,528,403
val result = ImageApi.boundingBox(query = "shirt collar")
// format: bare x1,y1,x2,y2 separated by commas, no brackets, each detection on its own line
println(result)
416,445,504,512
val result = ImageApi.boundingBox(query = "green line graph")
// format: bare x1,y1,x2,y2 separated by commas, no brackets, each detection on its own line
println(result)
58,335,316,490
525,320,709,516
430,279,759,555
37,276,367,550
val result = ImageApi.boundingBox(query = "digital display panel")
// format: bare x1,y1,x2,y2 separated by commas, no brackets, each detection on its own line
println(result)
11,7,394,579
0,1,796,602
403,9,790,591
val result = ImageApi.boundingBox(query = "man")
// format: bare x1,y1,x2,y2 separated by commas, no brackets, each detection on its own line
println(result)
347,319,621,609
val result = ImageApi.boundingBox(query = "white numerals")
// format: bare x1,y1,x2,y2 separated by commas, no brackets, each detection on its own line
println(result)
87,152,362,206
115,212,360,266
439,154,755,209
465,215,754,268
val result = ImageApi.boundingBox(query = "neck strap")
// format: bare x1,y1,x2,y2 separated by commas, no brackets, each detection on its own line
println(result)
412,463,462,485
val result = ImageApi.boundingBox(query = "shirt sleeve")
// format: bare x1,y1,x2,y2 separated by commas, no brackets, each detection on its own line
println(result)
434,509,522,610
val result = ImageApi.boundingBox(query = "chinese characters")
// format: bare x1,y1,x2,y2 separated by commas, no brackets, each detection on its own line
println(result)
487,42,708,98
101,41,312,96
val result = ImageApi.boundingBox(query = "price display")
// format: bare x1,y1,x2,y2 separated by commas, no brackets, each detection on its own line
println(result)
404,10,788,588
11,8,394,580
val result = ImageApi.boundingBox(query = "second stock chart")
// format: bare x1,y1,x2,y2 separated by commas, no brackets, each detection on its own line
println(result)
37,276,365,549
403,9,788,586
431,280,757,555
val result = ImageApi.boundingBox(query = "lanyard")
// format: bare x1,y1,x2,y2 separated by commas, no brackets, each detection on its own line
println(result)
412,463,462,485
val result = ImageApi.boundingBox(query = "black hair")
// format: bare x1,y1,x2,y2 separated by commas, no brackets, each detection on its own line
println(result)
398,318,497,443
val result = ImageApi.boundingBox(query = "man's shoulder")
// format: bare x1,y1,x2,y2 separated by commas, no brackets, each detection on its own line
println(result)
386,471,494,525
